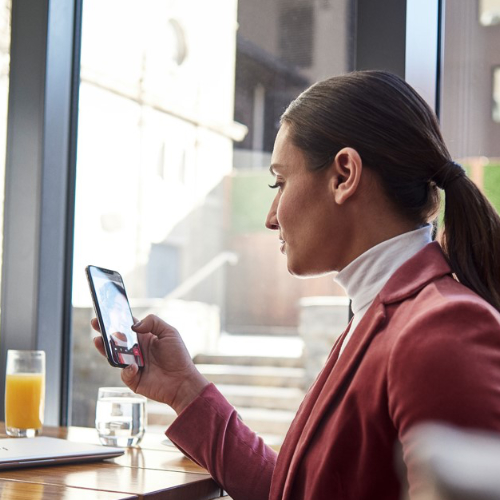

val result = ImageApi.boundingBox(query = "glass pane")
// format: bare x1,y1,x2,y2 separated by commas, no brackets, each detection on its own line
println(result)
441,0,500,212
493,66,500,123
0,0,10,300
71,0,354,443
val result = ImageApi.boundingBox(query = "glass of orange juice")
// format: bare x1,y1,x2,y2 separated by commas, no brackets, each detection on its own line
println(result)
5,350,45,437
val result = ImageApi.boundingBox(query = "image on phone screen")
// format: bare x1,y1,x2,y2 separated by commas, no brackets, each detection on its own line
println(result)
87,266,144,367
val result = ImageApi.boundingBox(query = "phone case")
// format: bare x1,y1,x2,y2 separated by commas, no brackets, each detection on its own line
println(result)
85,265,144,368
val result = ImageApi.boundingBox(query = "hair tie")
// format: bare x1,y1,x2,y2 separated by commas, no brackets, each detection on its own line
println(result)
435,161,466,190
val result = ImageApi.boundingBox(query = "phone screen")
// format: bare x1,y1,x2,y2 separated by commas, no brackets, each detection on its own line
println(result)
86,265,144,368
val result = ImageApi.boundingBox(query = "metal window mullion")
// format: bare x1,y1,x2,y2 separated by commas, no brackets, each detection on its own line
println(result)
405,0,441,112
355,0,441,114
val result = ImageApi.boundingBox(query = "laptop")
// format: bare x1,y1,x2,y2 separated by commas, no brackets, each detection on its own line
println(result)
0,436,124,469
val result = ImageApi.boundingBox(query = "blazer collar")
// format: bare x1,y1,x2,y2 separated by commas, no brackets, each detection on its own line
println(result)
379,241,452,305
277,242,452,499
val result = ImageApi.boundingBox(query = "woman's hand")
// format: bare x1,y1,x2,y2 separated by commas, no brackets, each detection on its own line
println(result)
92,314,209,414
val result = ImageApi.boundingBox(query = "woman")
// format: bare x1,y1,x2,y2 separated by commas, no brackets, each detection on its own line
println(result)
99,281,144,366
93,71,500,499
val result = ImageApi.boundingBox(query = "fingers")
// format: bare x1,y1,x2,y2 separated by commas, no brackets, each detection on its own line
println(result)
132,314,177,338
93,317,139,332
93,336,106,357
121,363,139,389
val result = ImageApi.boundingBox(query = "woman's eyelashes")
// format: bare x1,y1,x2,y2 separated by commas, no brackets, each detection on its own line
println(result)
269,180,284,189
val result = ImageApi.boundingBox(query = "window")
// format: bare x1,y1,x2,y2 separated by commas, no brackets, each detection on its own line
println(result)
0,0,457,431
71,0,354,442
441,0,500,210
279,3,314,68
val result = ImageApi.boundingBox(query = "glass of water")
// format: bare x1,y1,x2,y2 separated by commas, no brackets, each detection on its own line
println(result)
95,387,147,447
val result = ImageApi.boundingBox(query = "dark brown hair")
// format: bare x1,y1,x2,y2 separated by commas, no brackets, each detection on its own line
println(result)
281,70,500,311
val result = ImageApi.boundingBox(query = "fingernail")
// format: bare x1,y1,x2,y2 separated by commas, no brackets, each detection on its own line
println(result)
132,321,142,328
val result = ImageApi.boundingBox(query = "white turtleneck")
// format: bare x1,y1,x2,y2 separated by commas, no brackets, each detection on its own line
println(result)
334,225,433,356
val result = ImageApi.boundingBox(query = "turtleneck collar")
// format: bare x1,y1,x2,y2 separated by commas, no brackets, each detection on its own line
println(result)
334,225,433,355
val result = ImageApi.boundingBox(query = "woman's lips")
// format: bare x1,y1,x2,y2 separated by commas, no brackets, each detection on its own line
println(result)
279,239,286,254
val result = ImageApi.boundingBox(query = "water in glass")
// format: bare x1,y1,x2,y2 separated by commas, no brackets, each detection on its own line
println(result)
95,388,146,447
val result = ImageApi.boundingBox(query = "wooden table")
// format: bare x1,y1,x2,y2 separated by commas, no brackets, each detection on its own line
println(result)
0,423,224,499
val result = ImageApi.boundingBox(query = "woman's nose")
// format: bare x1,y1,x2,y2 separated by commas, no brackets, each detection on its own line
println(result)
265,196,279,230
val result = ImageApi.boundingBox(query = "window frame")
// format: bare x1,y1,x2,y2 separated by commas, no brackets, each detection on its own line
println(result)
0,0,82,426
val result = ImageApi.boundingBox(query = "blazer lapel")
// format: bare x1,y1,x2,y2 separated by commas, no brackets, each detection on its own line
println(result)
280,301,387,500
270,322,351,500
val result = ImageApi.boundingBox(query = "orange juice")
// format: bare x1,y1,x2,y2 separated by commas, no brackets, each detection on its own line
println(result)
5,373,45,430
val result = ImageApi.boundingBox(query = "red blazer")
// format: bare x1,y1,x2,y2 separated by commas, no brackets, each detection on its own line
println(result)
167,242,500,499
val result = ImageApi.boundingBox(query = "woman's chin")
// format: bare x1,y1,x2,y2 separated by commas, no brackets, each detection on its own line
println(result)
286,256,336,279
287,261,330,279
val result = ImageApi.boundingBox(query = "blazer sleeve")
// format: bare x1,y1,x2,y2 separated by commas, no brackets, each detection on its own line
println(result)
166,383,277,500
387,298,500,496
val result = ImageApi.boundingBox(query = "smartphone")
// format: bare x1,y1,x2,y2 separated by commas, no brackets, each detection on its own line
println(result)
85,265,145,368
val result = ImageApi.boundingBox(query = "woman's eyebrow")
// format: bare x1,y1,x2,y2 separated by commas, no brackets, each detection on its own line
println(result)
269,164,284,175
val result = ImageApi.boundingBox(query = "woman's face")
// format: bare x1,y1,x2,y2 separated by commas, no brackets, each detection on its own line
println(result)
266,123,348,276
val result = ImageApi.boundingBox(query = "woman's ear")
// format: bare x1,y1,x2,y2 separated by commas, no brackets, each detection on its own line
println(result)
330,147,363,204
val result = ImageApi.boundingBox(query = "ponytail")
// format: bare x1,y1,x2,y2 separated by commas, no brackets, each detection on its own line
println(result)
440,173,500,311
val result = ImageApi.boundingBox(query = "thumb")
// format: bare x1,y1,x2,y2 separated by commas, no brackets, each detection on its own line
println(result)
121,363,139,387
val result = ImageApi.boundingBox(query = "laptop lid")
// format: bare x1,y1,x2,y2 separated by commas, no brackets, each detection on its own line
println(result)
0,436,124,469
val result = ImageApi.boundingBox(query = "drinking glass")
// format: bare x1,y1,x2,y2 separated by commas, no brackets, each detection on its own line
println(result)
5,350,45,437
95,387,146,447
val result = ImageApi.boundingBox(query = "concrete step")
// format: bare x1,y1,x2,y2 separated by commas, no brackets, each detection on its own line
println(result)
193,353,303,369
195,364,305,389
157,334,306,445
214,333,304,359
216,384,304,411
225,325,298,336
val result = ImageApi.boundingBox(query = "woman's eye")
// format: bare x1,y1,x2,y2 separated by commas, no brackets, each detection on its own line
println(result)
268,181,283,189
